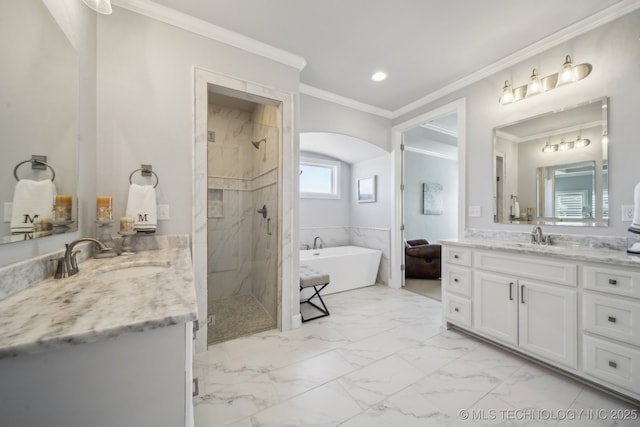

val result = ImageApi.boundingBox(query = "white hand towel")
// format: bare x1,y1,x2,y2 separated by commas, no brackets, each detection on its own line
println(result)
125,184,157,232
511,197,520,218
11,179,56,233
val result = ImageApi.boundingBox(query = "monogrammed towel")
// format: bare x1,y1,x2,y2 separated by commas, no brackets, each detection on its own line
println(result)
125,183,157,232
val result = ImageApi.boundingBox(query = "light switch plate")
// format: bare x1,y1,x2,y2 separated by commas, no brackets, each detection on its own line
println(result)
622,205,634,222
157,204,170,220
468,206,481,217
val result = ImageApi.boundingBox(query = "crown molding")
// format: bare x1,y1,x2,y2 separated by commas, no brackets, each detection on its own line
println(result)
112,0,639,120
404,146,457,161
420,122,458,138
299,84,394,119
111,0,307,71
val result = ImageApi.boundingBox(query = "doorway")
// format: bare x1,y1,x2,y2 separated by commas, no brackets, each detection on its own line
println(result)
193,68,297,352
390,98,466,290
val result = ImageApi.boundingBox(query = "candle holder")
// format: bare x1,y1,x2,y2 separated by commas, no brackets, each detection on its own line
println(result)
51,220,74,234
95,220,117,258
118,231,137,256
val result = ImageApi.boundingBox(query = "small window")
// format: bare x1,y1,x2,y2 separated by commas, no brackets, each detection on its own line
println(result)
300,158,341,199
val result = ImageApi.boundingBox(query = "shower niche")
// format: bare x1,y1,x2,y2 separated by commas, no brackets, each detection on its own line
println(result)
206,92,280,345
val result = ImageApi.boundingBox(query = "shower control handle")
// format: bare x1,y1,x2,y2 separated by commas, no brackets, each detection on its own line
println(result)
257,205,267,218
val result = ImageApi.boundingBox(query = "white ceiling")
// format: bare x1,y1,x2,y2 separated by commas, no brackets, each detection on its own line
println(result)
143,0,627,114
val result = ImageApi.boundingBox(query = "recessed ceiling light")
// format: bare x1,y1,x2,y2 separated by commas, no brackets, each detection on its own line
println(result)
371,71,387,82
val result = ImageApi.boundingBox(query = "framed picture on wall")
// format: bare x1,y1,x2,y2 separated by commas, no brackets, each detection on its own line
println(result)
423,182,443,214
357,176,376,203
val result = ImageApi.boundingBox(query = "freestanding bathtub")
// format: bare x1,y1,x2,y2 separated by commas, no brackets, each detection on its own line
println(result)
300,246,382,295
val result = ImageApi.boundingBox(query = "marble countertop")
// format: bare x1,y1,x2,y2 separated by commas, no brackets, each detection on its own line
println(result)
442,238,640,268
0,246,197,359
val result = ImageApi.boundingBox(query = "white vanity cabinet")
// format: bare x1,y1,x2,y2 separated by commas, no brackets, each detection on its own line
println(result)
582,264,640,395
442,247,473,328
472,252,578,369
442,241,640,402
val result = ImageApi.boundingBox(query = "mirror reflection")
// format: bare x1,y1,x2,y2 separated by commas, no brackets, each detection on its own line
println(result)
494,97,608,226
0,0,79,244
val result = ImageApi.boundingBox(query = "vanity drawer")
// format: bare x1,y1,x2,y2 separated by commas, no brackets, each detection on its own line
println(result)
583,335,640,395
583,293,640,346
444,293,471,327
446,247,472,267
583,265,640,300
446,266,471,297
474,251,577,287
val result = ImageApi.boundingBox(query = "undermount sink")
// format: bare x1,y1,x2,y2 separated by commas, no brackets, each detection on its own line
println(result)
501,241,566,251
88,261,171,281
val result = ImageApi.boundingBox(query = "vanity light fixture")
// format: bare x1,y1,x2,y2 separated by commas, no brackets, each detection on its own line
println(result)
542,141,558,153
557,55,576,86
499,54,592,105
527,69,543,97
558,139,571,151
501,81,515,104
542,136,590,153
81,0,112,15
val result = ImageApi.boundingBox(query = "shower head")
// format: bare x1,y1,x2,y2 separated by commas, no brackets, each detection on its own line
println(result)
251,138,267,149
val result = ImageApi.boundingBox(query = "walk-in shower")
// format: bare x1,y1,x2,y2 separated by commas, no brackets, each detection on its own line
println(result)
206,96,279,345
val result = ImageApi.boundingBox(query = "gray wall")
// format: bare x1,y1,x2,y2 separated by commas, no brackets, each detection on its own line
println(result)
394,10,640,237
300,94,391,151
351,155,391,228
299,152,351,228
95,8,300,237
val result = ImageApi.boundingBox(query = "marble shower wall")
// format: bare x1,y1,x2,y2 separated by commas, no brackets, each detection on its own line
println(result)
207,103,280,321
299,226,390,285
249,105,279,321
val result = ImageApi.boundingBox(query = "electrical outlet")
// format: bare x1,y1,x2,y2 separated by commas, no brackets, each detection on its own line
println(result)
622,205,635,222
468,206,482,217
157,204,170,220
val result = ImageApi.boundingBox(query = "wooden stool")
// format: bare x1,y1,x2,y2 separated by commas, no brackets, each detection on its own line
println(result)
299,265,330,322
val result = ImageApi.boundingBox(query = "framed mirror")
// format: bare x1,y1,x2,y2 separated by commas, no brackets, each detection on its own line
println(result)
0,0,79,244
494,97,608,226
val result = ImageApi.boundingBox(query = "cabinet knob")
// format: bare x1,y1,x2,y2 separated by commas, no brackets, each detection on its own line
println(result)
608,279,617,285
609,360,617,369
454,307,459,312
453,278,459,283
454,254,459,259
607,316,617,323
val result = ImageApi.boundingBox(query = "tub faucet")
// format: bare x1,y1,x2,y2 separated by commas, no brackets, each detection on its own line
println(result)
313,236,324,250
55,238,113,279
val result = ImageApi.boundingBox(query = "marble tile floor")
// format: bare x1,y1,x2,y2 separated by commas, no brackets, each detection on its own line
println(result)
193,284,639,426
207,294,276,345
404,278,442,301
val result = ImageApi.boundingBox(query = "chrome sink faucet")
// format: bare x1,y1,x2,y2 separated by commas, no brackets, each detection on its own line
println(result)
313,236,324,250
54,238,113,279
530,226,549,245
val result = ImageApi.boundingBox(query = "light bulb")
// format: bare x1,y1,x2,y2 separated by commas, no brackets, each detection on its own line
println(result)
500,81,514,105
527,69,542,97
557,55,576,86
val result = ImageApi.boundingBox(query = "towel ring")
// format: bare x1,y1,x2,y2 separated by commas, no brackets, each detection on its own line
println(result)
13,159,56,182
129,168,159,188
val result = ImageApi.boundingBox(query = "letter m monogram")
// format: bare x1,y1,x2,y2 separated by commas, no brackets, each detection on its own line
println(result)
138,214,148,222
23,214,39,224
